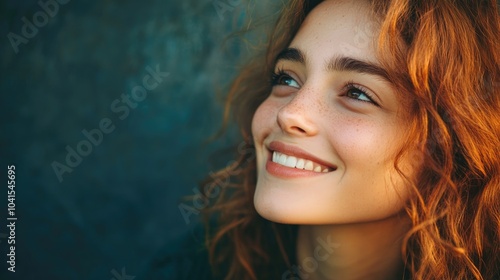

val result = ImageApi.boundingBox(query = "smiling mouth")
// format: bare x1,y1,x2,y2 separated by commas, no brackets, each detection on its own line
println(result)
271,151,334,173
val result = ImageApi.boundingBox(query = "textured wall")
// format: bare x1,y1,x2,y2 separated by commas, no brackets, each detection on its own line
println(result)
0,0,277,279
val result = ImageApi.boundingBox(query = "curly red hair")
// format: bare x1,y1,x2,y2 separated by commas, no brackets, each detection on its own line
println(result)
201,0,500,279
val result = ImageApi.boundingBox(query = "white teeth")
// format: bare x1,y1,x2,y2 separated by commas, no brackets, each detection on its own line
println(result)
285,156,297,168
278,154,287,165
304,160,314,171
296,158,305,169
272,151,331,173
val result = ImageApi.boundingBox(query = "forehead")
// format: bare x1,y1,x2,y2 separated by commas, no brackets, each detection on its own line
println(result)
289,0,379,64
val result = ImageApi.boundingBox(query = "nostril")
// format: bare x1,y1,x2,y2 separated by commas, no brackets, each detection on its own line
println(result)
292,126,307,134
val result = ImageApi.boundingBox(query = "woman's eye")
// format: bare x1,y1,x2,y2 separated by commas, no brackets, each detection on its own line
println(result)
271,72,300,88
345,84,378,105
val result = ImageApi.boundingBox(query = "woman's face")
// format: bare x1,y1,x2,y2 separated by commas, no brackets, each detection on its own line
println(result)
251,0,412,224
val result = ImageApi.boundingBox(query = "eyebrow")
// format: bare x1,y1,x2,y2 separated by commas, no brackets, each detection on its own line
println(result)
275,47,306,64
275,47,390,81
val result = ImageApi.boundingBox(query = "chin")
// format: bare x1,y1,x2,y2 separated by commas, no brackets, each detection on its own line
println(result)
254,186,300,224
254,185,331,225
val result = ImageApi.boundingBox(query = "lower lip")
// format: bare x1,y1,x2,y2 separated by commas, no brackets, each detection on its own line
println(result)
266,158,329,178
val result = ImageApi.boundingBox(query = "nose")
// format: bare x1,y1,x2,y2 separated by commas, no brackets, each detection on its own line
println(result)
277,91,319,137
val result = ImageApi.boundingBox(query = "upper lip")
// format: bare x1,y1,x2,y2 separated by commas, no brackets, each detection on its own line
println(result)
268,141,337,170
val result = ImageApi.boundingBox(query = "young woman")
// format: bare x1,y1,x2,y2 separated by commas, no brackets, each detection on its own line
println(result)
140,0,499,279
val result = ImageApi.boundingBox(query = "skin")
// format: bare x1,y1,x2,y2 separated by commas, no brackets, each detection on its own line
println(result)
251,0,414,279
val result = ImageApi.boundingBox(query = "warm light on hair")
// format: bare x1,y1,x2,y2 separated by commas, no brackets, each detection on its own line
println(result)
201,0,500,279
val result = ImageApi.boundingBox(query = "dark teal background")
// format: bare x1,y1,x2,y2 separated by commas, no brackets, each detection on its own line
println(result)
0,0,277,279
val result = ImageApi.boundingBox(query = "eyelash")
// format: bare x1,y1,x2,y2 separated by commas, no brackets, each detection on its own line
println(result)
344,81,379,106
270,70,378,106
271,68,296,87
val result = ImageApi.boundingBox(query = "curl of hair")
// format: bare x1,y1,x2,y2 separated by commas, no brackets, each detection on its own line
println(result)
201,0,500,279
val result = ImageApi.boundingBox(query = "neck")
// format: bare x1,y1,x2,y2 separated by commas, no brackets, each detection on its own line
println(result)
295,212,410,280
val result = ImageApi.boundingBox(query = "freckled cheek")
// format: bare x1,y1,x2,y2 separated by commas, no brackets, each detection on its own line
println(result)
328,122,385,166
